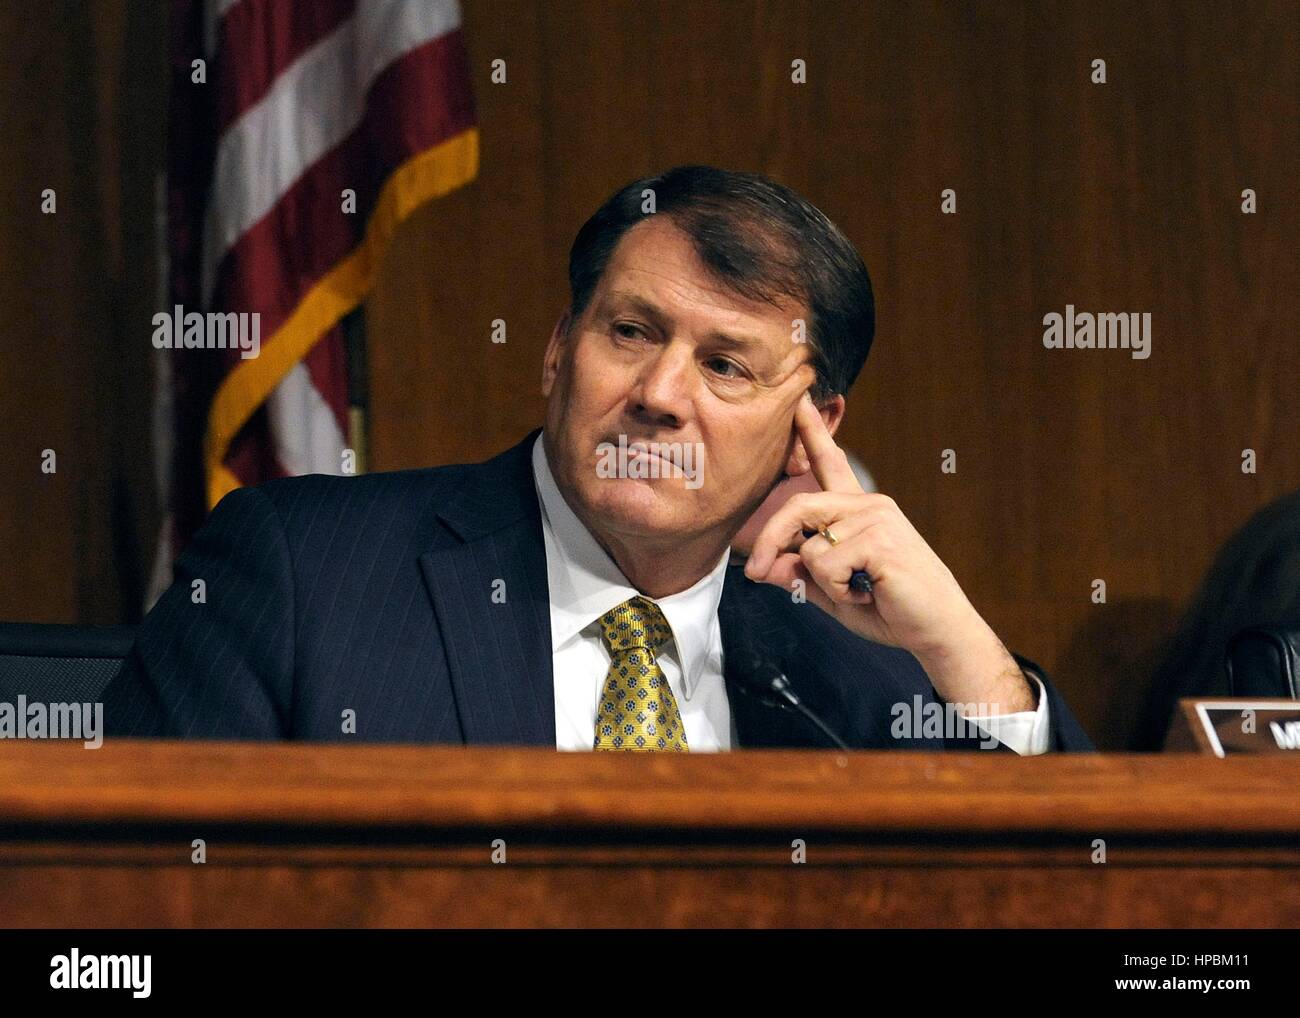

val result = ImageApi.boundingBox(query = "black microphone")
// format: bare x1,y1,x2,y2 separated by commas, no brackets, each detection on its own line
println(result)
729,626,851,751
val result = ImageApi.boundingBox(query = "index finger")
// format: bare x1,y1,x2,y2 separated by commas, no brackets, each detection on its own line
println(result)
794,391,860,494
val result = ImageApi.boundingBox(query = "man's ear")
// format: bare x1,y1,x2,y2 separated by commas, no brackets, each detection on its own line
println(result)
541,310,572,398
784,393,847,477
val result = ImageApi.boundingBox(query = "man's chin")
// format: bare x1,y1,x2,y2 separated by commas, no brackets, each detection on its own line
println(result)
581,479,696,536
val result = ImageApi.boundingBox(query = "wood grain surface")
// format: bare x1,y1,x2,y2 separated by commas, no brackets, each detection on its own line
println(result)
0,742,1297,926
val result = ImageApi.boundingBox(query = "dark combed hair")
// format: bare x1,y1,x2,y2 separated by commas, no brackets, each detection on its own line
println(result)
566,165,875,402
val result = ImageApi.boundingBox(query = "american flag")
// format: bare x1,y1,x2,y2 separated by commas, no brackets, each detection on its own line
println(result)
150,0,477,603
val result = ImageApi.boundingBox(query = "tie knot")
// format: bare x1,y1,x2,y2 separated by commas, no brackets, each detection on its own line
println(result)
598,595,673,654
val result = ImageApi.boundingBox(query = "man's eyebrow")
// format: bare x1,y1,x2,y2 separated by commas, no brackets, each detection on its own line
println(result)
600,291,669,326
602,290,768,352
704,328,765,352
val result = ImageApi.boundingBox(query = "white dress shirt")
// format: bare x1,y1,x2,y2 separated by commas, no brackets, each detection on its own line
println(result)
531,433,1050,754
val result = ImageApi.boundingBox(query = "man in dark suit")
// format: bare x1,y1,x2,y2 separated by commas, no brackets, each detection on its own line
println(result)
105,165,1092,752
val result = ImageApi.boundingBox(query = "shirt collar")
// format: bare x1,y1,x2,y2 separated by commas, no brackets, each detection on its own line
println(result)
531,432,729,700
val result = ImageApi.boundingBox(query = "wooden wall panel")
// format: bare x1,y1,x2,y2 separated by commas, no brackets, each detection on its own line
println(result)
0,0,164,624
1,1,1296,748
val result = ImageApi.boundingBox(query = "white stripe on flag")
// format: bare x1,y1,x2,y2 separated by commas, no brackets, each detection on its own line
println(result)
266,362,349,477
199,0,462,305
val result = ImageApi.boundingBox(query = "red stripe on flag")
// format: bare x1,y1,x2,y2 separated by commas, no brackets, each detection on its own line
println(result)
214,0,358,135
304,325,351,439
224,405,291,491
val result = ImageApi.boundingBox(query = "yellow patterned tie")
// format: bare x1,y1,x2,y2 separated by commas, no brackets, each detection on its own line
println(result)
593,596,689,752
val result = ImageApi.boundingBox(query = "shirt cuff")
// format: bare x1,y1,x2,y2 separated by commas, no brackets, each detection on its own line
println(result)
963,673,1052,755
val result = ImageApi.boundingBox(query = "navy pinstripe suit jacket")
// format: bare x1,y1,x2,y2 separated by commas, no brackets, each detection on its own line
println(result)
103,429,1093,750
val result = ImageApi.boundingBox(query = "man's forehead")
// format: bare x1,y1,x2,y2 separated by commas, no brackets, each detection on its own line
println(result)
593,219,807,333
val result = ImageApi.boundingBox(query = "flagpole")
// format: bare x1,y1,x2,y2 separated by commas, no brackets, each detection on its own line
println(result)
343,306,369,475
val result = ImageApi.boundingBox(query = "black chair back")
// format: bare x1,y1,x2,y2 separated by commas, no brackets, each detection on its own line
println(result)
0,623,136,704
1227,625,1300,699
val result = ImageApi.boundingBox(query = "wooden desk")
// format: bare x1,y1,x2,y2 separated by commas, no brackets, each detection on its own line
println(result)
0,742,1297,927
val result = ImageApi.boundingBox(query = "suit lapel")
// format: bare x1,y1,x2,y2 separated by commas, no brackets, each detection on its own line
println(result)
419,431,556,746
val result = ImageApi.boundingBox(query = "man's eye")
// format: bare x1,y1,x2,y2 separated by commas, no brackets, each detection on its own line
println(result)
706,357,743,378
613,323,646,341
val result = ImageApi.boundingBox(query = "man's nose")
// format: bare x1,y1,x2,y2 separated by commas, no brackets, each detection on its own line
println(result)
630,342,694,422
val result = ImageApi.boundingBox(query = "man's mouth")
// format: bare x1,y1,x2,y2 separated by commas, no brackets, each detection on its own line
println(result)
598,437,665,460
591,435,707,490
